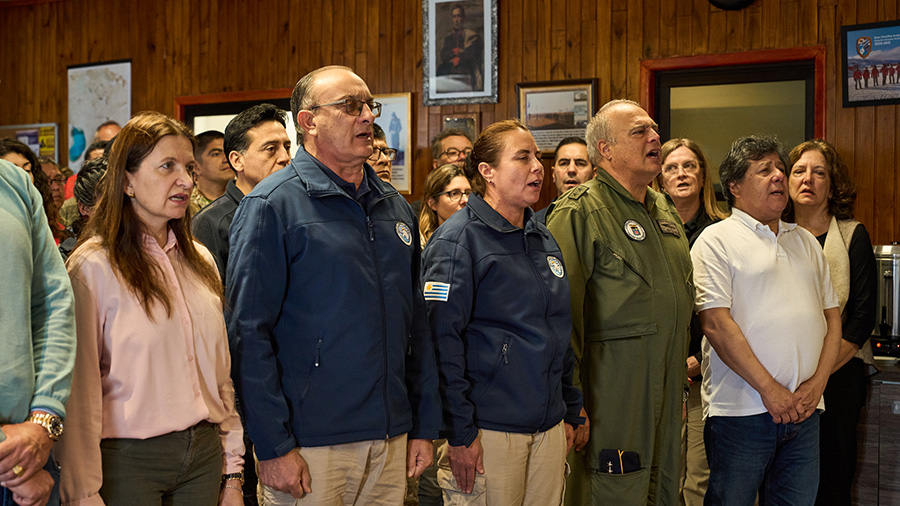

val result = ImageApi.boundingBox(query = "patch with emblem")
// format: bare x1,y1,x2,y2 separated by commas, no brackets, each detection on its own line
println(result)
657,219,680,237
395,222,412,246
547,256,565,278
623,220,646,241
423,281,450,302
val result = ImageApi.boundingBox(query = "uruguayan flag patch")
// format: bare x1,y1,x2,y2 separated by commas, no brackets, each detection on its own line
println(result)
423,281,451,302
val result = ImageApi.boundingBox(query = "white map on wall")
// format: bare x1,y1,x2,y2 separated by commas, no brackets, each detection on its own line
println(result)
67,61,131,171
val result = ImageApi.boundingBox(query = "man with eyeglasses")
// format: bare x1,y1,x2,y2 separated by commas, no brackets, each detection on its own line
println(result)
369,123,396,184
227,65,441,506
39,157,67,211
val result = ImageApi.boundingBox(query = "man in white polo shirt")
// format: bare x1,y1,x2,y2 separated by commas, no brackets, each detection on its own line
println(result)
691,135,841,506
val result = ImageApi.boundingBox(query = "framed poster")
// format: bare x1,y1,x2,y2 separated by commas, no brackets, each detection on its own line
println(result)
67,59,131,171
423,0,498,106
0,123,58,163
516,79,599,155
375,93,413,194
842,20,900,108
443,113,479,141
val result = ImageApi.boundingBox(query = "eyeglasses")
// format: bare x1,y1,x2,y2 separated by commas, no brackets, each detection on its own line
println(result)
48,176,66,185
368,147,398,161
435,189,472,202
661,160,701,175
309,98,382,118
439,147,472,160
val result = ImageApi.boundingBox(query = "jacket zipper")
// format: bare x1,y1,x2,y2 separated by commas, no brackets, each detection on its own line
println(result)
524,229,557,431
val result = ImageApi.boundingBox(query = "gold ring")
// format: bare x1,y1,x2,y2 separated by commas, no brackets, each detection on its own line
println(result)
11,464,23,477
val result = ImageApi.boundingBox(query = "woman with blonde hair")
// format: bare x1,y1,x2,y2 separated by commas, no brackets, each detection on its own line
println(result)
57,111,244,506
418,163,471,247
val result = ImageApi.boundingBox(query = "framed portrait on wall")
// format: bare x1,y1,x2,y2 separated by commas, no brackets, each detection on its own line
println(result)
841,20,900,108
516,79,599,155
374,93,413,194
423,0,498,106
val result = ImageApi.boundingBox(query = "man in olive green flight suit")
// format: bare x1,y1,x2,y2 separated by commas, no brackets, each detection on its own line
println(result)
546,99,693,506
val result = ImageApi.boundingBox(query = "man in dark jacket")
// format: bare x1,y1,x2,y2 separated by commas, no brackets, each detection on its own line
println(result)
226,66,441,505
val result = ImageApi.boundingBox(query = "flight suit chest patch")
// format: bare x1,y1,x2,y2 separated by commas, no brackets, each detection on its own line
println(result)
623,220,646,241
657,219,680,238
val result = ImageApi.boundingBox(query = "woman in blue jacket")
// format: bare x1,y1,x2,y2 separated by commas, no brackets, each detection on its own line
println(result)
422,119,584,505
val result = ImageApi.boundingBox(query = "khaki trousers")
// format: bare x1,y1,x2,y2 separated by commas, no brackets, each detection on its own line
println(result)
258,434,407,506
680,381,709,506
437,421,567,506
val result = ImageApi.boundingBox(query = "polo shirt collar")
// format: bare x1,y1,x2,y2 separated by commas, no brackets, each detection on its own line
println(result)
730,207,796,236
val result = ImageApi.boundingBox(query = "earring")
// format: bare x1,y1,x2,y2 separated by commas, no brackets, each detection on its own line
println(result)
126,188,135,197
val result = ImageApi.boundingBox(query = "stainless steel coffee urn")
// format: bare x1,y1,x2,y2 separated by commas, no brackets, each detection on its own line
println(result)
872,243,900,357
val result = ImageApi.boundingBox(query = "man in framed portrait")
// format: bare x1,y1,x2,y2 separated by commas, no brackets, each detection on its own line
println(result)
437,3,483,91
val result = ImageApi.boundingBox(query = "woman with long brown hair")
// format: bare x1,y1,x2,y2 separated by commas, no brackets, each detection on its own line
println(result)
57,111,244,506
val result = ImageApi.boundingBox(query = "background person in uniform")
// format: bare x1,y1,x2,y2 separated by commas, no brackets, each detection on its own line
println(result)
423,119,583,505
226,65,441,505
535,137,595,224
193,103,291,281
692,135,841,506
190,131,232,214
546,99,693,506
783,139,876,506
57,111,245,506
369,123,395,184
652,138,728,506
0,158,76,506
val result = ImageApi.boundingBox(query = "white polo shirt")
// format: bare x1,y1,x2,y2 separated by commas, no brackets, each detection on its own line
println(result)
691,208,838,418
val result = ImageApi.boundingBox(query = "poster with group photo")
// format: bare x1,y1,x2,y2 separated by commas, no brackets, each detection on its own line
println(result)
842,20,900,108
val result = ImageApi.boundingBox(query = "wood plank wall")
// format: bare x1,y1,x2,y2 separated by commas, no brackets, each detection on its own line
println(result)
1,0,898,243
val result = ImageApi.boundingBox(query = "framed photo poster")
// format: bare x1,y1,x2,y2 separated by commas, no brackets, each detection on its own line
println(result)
841,20,900,108
516,79,599,155
423,0,498,106
443,113,479,141
374,93,413,194
67,59,131,171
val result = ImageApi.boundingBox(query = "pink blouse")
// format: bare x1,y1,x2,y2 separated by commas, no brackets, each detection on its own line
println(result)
57,231,244,506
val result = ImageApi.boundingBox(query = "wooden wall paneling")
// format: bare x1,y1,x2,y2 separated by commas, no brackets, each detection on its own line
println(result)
595,0,612,102
781,2,800,49
724,10,744,53
658,0,677,58
873,108,896,242
564,0,582,79
759,0,779,50
818,4,836,136
579,0,597,79
625,2,643,99
798,0,818,47
707,10,727,55
690,0,710,55
609,10,628,100
743,3,762,51
853,107,875,232
643,0,660,62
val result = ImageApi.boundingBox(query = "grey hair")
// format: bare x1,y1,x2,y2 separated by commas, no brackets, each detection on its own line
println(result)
585,99,641,166
290,65,354,145
718,134,789,208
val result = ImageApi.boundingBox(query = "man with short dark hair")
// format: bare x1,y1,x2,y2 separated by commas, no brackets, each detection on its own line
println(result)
93,120,120,142
430,128,472,170
369,123,395,184
228,66,441,505
193,104,291,280
692,135,841,505
190,130,231,213
547,99,693,506
535,137,595,223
